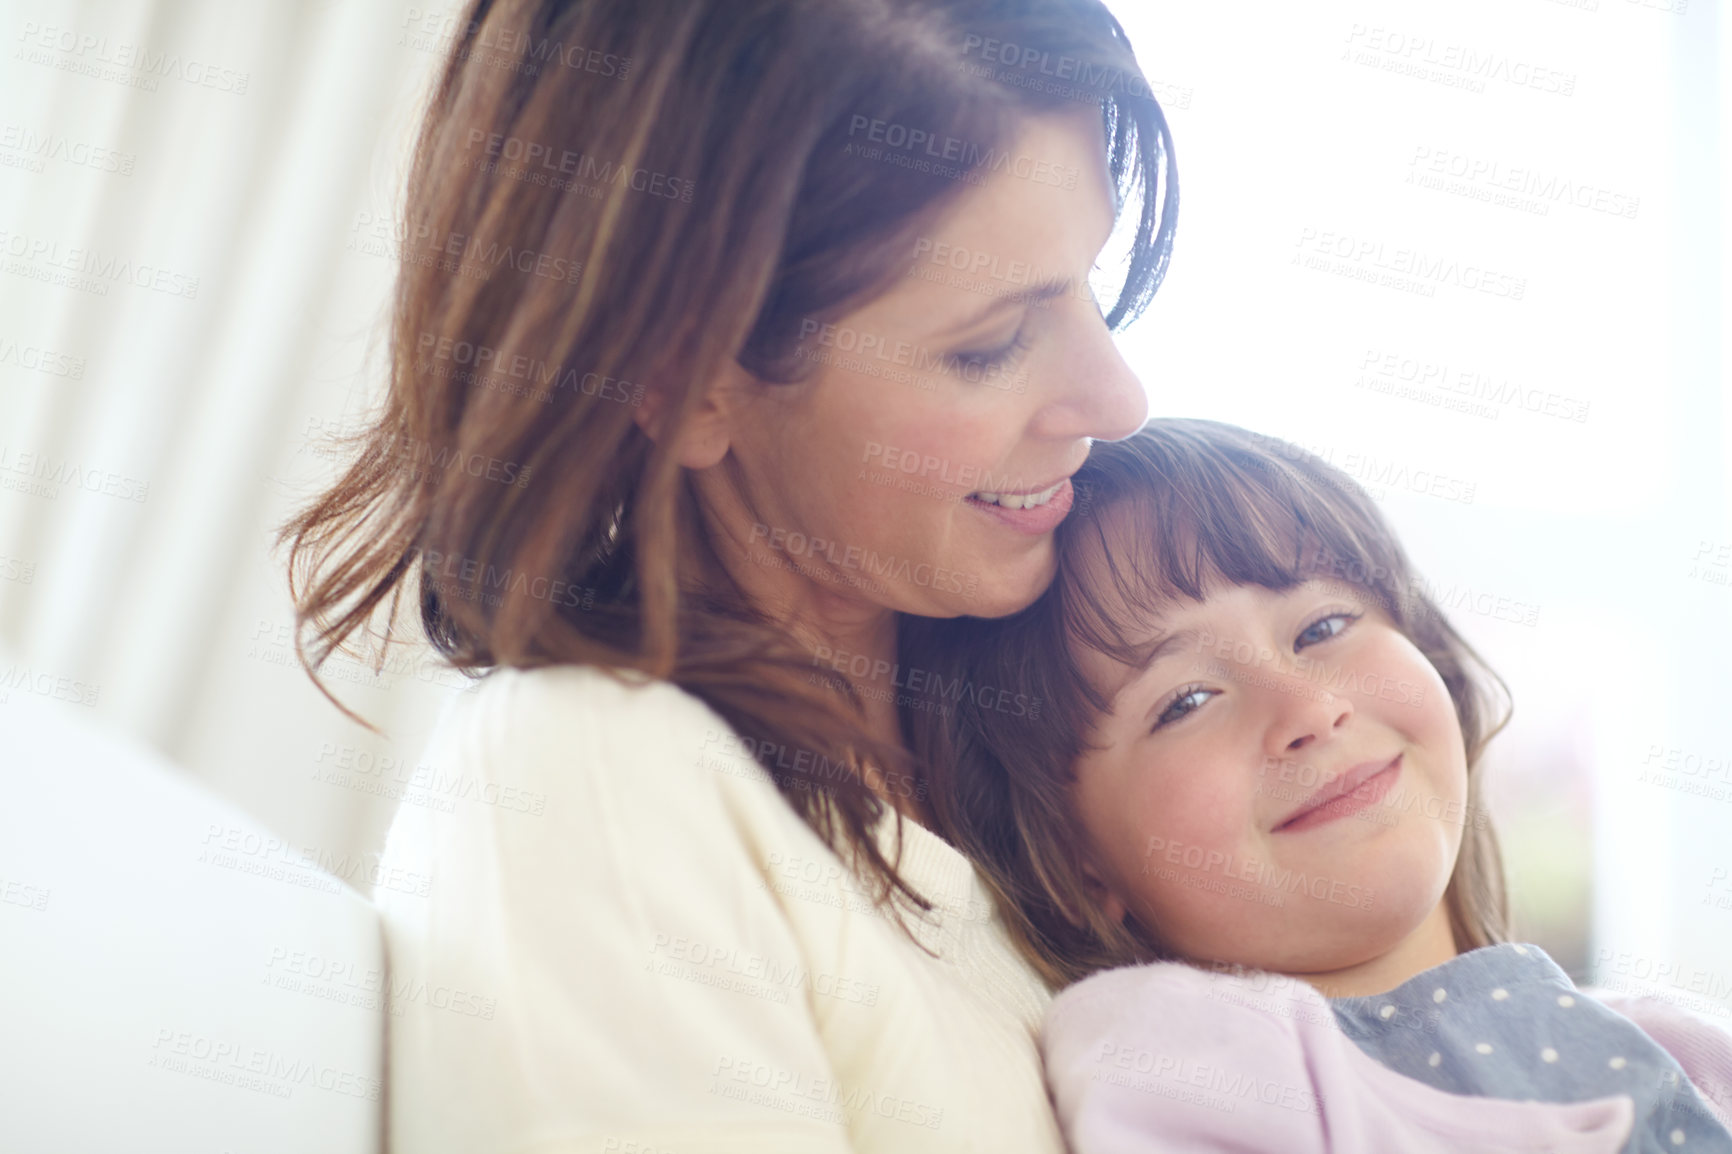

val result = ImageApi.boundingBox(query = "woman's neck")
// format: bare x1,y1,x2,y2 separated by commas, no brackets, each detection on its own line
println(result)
1283,899,1460,998
686,478,925,821
759,588,936,824
796,609,903,743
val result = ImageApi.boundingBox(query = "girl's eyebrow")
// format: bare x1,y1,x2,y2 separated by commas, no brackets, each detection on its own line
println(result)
1127,627,1210,723
1101,623,1206,719
1142,626,1204,667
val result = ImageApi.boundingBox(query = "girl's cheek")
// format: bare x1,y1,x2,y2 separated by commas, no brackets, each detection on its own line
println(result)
1075,755,1152,884
1407,658,1465,763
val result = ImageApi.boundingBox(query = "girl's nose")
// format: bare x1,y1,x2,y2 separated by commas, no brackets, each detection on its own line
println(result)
1268,680,1354,755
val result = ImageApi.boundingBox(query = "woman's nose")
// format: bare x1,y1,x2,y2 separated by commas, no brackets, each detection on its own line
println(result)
1090,349,1150,442
1040,312,1149,442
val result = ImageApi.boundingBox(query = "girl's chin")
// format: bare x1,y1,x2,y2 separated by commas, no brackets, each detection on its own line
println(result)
1220,910,1440,977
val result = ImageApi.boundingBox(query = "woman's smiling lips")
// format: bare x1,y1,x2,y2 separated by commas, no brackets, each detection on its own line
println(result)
963,477,1074,535
1273,754,1404,834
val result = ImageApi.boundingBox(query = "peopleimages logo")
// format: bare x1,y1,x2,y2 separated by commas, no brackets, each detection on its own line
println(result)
1294,227,1525,303
843,114,1080,189
399,7,633,80
0,443,148,503
1407,146,1640,220
415,332,643,408
860,441,1019,492
0,123,134,175
1342,24,1576,97
1355,348,1591,425
1140,835,1377,911
413,546,595,611
0,662,100,707
0,335,84,379
0,227,199,300
375,432,533,490
747,522,979,598
809,644,1041,721
461,129,694,202
958,35,1158,101
15,22,251,94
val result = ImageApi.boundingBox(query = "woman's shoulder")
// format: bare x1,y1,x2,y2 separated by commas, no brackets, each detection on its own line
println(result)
384,663,796,889
382,661,823,947
433,663,761,795
461,662,727,738
384,665,1069,1154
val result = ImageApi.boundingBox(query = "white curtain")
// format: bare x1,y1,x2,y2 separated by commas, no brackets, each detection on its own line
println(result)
0,0,451,879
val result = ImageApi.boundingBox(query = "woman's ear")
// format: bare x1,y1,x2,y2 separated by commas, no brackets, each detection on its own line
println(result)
632,361,753,470
1079,854,1128,926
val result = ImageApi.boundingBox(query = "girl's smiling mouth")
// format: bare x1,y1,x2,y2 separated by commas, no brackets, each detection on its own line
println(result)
1274,754,1404,834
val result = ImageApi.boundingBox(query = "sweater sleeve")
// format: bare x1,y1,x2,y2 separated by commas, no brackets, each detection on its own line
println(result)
378,667,857,1154
1042,963,1636,1154
1580,987,1732,1132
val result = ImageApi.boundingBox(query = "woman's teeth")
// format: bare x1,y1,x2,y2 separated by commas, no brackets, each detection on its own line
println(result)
971,480,1064,511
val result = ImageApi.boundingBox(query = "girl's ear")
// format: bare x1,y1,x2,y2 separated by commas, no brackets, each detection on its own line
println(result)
1079,854,1128,926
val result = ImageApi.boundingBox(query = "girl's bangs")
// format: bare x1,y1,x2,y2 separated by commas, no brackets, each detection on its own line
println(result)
1057,422,1409,669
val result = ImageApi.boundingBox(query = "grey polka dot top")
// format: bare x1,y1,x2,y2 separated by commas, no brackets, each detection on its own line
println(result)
1330,943,1731,1153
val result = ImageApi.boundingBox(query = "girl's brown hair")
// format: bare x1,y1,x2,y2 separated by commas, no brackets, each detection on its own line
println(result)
280,0,1177,912
901,419,1511,987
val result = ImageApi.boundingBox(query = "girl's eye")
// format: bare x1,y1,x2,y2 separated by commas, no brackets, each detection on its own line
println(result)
1153,685,1217,731
1294,612,1360,650
947,324,1030,376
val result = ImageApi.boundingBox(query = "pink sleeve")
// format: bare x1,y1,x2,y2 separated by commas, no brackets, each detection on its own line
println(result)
1042,963,1636,1154
1580,986,1732,1132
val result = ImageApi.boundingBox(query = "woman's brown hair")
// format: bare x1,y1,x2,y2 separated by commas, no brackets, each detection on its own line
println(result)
901,419,1511,987
280,0,1178,913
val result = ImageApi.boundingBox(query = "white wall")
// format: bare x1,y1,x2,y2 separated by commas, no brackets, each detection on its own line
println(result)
1107,0,1729,992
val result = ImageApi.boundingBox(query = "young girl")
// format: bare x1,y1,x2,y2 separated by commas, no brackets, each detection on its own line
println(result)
902,418,1732,1153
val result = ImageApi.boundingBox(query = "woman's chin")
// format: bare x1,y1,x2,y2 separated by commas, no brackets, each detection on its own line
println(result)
951,556,1057,620
927,580,1047,621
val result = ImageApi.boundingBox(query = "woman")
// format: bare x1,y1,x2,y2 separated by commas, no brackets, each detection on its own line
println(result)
284,0,1176,1149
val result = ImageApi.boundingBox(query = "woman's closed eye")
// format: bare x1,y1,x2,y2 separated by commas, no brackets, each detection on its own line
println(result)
1294,611,1361,651
946,323,1030,374
1152,683,1218,731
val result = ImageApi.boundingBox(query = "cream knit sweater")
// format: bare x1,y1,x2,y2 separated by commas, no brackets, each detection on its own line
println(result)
377,665,1065,1153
